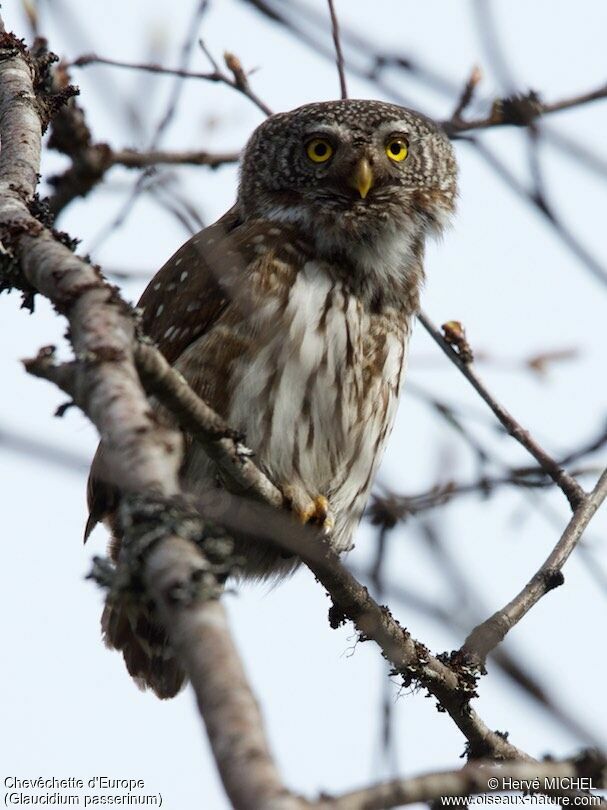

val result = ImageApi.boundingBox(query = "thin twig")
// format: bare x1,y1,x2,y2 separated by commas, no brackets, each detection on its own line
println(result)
353,561,604,748
72,52,274,116
417,311,587,511
48,142,239,216
221,50,274,117
370,465,600,523
113,147,240,169
327,0,347,99
151,0,209,145
451,65,482,122
239,0,607,135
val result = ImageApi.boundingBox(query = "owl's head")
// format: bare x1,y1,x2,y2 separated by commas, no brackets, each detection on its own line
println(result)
238,99,457,259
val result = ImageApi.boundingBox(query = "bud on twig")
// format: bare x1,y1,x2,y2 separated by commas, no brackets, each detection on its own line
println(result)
224,51,247,89
442,320,474,364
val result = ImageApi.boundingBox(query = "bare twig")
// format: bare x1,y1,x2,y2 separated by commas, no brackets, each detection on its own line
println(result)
368,412,607,524
56,43,266,223
113,147,240,169
73,51,274,116
48,140,239,216
369,465,600,523
151,0,209,145
417,311,587,511
451,65,482,122
239,0,607,135
83,4,212,243
221,50,274,117
46,58,239,217
327,0,347,99
462,468,607,667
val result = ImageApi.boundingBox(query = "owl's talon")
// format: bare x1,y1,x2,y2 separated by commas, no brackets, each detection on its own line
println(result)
294,494,334,534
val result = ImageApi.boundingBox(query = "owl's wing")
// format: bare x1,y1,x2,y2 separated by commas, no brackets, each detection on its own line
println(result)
138,206,241,363
85,206,244,540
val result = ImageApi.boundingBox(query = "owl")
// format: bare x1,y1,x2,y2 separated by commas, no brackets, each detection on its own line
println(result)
86,99,457,697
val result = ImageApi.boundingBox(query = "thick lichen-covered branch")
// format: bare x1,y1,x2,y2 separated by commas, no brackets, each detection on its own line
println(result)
0,23,291,810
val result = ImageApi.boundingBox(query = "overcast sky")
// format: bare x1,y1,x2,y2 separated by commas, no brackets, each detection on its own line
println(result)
1,1,606,808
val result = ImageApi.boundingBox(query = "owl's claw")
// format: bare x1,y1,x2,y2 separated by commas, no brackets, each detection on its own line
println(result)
297,495,334,535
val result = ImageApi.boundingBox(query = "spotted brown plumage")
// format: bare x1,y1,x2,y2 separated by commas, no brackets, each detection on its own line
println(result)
86,99,458,698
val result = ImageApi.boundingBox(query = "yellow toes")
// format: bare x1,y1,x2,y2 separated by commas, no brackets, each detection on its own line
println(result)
297,501,317,524
295,495,334,534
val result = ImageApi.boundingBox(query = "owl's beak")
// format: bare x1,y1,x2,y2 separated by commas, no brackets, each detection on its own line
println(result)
350,157,374,199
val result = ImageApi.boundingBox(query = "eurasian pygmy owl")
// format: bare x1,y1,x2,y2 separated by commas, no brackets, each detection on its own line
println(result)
86,99,457,697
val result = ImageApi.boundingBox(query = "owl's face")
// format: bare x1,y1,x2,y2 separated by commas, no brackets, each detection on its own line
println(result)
239,99,457,251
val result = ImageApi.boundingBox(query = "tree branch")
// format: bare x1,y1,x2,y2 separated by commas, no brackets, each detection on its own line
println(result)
143,533,303,810
208,494,532,762
322,754,607,809
0,31,183,500
462,467,607,667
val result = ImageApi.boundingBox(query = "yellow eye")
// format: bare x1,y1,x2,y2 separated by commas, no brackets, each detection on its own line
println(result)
306,138,334,163
385,138,408,162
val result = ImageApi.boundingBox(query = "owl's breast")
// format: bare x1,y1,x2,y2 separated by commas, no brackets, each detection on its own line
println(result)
226,260,411,549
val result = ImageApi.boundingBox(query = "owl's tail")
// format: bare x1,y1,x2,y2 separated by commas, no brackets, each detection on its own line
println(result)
101,599,186,700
